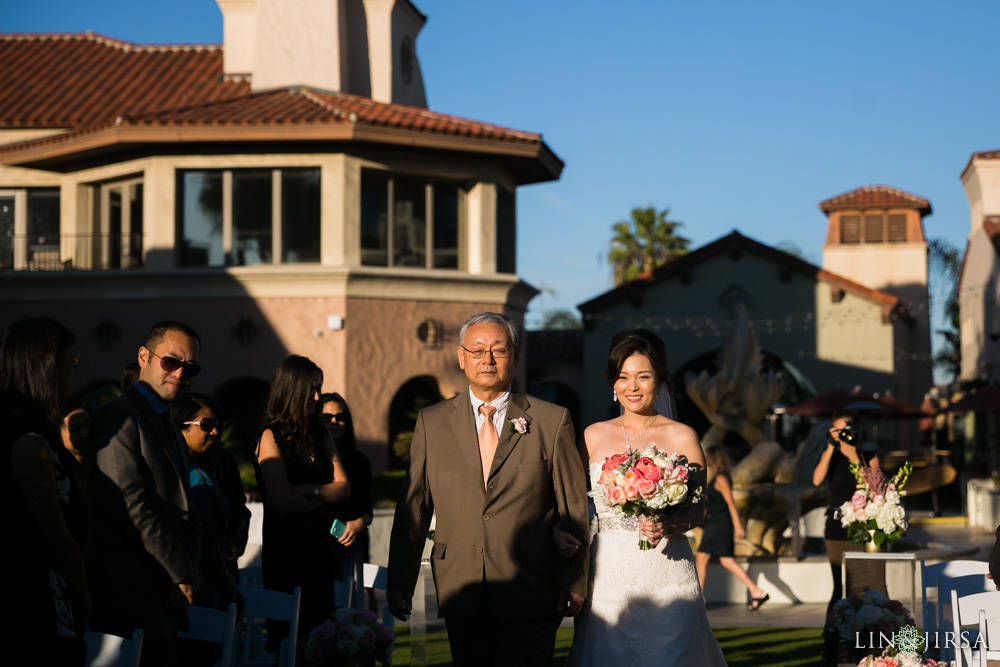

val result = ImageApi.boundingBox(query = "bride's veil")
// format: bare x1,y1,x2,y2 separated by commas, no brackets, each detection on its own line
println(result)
654,383,677,421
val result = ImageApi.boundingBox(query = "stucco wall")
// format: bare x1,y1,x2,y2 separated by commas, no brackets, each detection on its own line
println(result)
960,228,1000,382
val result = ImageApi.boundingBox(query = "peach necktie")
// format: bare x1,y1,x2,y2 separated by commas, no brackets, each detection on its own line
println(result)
478,404,498,485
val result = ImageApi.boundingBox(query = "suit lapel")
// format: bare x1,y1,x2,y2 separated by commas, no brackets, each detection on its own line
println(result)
489,392,528,479
448,392,486,491
128,387,185,485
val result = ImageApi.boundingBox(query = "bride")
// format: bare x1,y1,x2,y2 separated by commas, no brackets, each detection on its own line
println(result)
564,329,727,666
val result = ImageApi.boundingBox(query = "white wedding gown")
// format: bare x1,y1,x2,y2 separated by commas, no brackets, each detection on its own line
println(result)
566,462,728,666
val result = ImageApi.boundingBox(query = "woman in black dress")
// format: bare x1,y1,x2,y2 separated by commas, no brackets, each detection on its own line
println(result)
695,446,768,610
254,356,350,640
812,411,878,617
1,317,89,664
320,393,373,607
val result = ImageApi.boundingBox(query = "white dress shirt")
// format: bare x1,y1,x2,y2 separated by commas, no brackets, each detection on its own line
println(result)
469,387,510,438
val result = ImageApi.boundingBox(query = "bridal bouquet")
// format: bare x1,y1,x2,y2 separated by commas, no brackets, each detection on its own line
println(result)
855,652,949,667
838,461,913,549
592,442,703,550
305,607,395,666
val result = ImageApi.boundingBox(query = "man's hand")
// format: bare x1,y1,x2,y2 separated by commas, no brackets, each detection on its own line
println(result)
556,589,584,617
178,570,204,605
387,590,412,622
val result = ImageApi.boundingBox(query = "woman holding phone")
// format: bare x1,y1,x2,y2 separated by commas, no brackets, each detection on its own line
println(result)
254,355,350,641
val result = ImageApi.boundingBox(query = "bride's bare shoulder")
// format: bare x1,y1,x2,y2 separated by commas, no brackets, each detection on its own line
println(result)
650,419,703,460
583,419,626,462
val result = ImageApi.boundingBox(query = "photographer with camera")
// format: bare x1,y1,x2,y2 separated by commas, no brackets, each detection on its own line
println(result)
812,410,879,619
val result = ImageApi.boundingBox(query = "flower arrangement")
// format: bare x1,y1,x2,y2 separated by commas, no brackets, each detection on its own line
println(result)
591,442,703,550
839,461,913,549
854,651,949,667
824,588,916,664
305,607,395,666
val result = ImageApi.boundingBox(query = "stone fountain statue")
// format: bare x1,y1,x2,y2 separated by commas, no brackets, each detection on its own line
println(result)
685,305,829,556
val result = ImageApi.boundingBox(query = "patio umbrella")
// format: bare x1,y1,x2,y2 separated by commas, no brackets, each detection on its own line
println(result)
781,388,858,417
936,385,1000,413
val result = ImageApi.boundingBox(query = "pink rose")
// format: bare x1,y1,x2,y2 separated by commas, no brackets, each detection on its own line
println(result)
633,457,662,482
609,486,627,505
636,478,657,497
603,453,629,471
670,465,688,483
624,481,639,500
599,470,617,488
624,469,639,482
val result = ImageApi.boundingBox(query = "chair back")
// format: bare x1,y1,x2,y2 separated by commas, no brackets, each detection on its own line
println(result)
238,586,301,667
933,562,991,660
84,629,144,667
239,566,263,590
363,563,394,666
951,590,1000,667
178,603,238,667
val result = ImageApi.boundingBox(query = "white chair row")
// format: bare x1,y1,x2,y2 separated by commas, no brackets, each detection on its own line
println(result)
920,559,992,661
951,589,1000,667
84,629,143,667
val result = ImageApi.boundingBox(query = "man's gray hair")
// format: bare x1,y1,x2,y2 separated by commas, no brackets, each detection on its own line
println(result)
458,312,520,349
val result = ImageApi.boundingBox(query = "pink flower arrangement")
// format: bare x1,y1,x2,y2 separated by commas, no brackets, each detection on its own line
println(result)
305,607,394,666
855,651,948,666
839,461,912,549
823,588,916,664
591,442,702,550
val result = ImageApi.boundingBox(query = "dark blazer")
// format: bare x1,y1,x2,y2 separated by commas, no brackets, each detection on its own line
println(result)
387,391,590,620
87,385,200,616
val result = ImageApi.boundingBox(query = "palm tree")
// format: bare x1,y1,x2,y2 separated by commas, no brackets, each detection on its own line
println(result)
608,206,690,285
928,237,963,382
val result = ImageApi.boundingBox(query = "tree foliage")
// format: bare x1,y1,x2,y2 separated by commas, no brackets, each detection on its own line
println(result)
541,309,582,330
608,206,691,285
928,237,963,382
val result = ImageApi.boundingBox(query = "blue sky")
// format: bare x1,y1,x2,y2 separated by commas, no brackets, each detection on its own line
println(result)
5,0,998,342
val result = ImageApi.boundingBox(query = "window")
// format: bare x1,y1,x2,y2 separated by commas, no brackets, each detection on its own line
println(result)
178,168,320,267
496,187,515,273
96,178,144,269
0,187,60,270
840,212,909,244
360,169,463,269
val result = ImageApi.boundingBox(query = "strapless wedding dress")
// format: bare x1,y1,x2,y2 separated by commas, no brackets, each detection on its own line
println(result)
566,462,728,666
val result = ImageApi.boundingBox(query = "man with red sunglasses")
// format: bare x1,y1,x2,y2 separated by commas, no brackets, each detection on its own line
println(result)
88,321,205,667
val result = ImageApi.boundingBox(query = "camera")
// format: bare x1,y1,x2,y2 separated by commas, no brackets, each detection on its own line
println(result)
827,420,857,446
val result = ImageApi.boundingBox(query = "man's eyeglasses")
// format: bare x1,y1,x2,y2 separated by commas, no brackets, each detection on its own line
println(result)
461,346,516,359
321,413,348,424
150,350,201,377
183,418,219,433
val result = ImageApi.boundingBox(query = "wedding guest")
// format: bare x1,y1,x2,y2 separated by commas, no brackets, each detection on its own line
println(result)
1,317,90,665
254,356,350,642
695,446,768,610
321,392,373,606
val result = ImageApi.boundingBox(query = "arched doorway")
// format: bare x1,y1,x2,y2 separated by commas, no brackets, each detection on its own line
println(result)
387,376,444,470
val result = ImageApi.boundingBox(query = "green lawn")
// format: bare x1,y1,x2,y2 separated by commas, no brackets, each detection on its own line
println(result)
390,625,825,666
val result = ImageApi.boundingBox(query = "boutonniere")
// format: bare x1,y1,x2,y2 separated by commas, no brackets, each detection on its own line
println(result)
508,417,529,434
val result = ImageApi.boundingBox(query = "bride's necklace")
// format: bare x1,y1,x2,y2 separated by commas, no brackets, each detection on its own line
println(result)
622,414,657,450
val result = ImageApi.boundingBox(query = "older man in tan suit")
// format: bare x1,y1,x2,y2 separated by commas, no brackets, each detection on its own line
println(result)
387,312,590,667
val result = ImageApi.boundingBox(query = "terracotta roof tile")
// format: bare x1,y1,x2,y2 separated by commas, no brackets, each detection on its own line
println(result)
818,185,931,214
960,149,1000,179
0,33,248,129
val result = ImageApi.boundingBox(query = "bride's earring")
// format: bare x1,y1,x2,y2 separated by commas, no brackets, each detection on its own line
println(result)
612,390,618,403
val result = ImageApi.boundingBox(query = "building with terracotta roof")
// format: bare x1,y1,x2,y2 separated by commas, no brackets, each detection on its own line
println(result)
577,196,933,450
959,150,1000,384
0,0,561,468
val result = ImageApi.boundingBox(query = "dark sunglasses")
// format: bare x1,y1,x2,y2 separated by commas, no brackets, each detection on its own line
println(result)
183,418,219,432
150,350,201,377
321,412,348,424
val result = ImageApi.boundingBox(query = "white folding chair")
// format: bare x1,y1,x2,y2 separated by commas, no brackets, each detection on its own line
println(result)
363,563,394,667
84,629,144,667
938,570,994,661
922,559,990,641
178,603,238,667
952,590,1000,667
237,586,301,667
980,613,1000,667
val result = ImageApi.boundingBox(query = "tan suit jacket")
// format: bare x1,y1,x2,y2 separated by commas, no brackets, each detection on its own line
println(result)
387,391,590,620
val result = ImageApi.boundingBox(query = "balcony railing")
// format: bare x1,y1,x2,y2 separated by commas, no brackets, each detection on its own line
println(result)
0,233,144,271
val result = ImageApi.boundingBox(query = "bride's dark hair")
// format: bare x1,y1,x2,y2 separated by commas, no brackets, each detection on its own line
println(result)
603,328,675,396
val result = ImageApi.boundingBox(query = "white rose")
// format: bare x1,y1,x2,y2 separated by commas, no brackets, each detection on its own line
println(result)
839,502,857,527
865,503,881,523
663,482,687,505
895,652,923,667
876,513,897,534
885,489,900,505
856,604,883,627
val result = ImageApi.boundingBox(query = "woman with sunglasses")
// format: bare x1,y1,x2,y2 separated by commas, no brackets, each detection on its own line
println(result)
320,392,373,607
255,355,350,643
1,317,90,664
171,394,244,616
